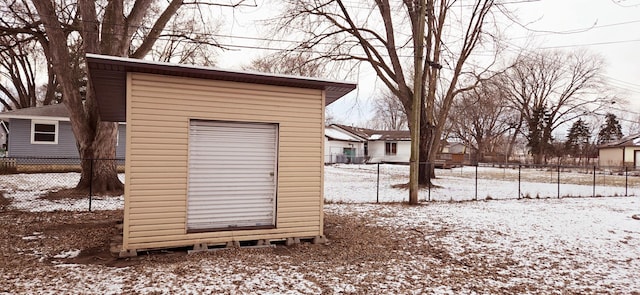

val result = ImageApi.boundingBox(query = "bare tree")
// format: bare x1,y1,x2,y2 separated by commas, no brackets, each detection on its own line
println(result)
450,80,514,162
1,0,230,195
501,50,609,164
0,34,57,110
147,7,221,66
244,52,328,78
368,88,408,131
277,0,500,203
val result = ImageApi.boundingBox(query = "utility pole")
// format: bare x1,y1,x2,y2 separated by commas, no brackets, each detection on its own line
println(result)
409,0,426,204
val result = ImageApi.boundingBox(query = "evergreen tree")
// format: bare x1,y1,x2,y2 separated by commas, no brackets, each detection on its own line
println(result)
565,119,591,161
526,105,553,163
598,113,623,144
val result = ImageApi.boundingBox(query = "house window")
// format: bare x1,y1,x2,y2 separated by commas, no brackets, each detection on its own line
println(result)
31,120,58,144
385,142,397,155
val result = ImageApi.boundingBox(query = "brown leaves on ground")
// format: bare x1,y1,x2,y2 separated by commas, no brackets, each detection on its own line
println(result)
0,206,599,294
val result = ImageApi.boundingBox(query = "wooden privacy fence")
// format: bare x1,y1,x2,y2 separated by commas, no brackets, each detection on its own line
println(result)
0,158,17,174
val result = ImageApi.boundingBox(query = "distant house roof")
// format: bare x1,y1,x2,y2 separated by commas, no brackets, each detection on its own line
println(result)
332,124,373,140
86,54,357,122
331,124,411,141
367,130,411,141
0,104,69,121
325,127,365,142
598,133,640,148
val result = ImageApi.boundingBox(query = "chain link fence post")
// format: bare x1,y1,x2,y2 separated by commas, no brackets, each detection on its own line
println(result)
593,165,596,197
475,163,478,201
557,165,560,199
428,162,431,202
625,166,628,197
376,162,380,204
518,164,521,199
89,158,93,212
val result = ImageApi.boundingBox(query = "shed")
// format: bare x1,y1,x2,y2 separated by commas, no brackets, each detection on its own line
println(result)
86,54,356,256
597,133,640,168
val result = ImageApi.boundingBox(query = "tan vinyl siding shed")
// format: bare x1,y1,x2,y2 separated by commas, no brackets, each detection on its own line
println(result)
86,54,356,256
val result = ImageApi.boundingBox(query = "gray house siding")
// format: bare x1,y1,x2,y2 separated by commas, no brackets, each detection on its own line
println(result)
7,118,126,162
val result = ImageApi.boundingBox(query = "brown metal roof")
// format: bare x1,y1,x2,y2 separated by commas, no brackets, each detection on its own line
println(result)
0,104,69,120
86,54,357,122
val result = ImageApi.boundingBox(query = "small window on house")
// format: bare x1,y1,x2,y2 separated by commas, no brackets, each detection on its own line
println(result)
385,142,397,155
31,120,58,144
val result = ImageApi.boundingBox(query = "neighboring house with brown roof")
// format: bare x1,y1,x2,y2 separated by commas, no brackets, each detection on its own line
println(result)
597,133,640,168
0,104,126,160
324,125,367,163
328,124,469,165
330,124,412,163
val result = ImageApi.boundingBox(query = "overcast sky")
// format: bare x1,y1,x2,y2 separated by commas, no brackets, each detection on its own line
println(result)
213,0,640,134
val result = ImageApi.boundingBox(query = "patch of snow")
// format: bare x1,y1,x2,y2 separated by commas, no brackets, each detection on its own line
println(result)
53,249,81,259
22,232,44,240
1,173,125,212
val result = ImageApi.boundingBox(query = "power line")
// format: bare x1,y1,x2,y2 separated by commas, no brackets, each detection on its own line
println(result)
539,38,640,49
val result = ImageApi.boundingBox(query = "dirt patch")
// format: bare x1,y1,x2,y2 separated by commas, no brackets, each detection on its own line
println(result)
391,182,441,189
40,188,91,200
0,210,123,269
40,187,125,201
0,207,413,270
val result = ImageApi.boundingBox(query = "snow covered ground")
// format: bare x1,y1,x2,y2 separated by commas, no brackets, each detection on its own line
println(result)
1,198,639,294
1,165,639,293
325,164,637,203
0,172,125,212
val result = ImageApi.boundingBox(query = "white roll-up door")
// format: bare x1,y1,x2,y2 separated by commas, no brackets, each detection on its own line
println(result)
187,120,277,231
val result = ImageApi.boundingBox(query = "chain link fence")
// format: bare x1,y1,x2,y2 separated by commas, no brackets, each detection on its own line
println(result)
0,157,124,212
3,157,638,212
323,162,640,203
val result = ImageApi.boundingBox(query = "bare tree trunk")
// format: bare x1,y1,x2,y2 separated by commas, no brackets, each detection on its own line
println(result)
76,122,123,194
418,113,435,186
409,0,427,205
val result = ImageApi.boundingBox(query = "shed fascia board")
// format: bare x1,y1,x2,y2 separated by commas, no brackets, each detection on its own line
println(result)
86,54,357,122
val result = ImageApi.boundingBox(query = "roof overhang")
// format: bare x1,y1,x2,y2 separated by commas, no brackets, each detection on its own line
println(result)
0,104,70,122
0,115,69,121
86,54,357,122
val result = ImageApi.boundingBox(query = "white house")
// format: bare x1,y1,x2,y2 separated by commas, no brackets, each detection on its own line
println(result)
328,124,470,165
330,125,411,163
324,125,366,163
365,130,411,163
